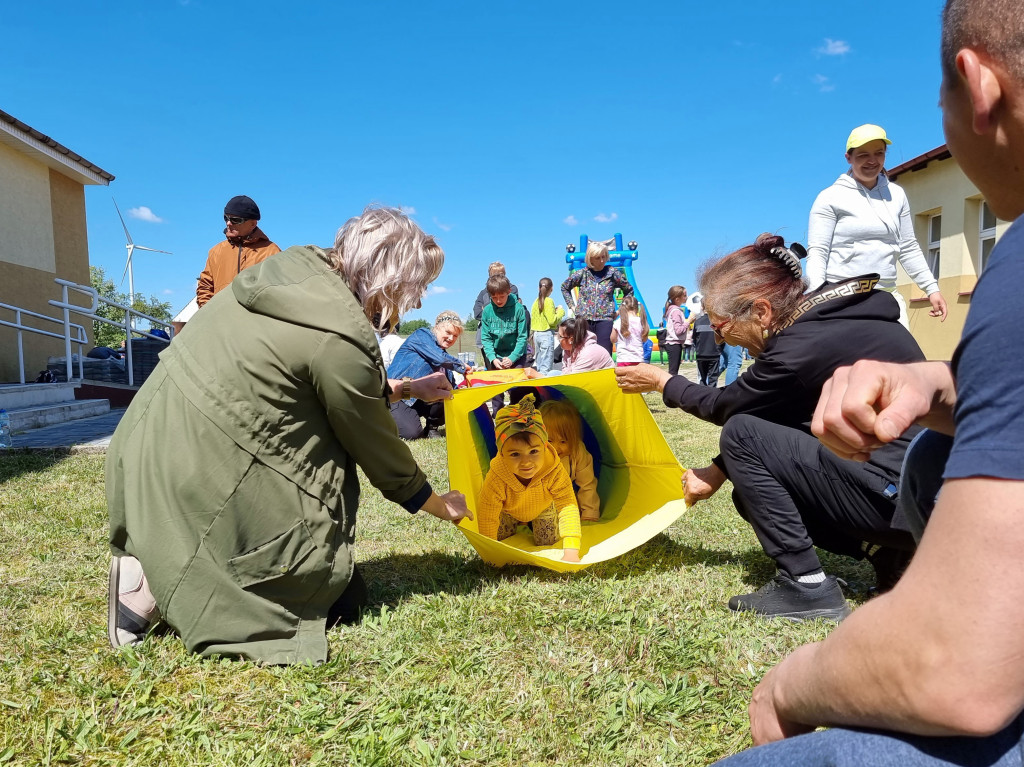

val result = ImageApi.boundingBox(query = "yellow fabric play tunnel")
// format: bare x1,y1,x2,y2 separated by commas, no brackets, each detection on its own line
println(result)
445,368,687,572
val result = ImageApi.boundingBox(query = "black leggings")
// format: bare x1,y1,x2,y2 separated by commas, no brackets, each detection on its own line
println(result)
666,343,682,375
589,319,614,355
720,414,913,576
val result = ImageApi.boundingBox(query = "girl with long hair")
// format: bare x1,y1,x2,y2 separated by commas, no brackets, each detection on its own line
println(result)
611,294,649,367
662,285,688,375
530,277,565,375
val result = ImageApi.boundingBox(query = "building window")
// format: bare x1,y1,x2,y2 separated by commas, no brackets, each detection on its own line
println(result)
980,201,997,273
927,213,941,278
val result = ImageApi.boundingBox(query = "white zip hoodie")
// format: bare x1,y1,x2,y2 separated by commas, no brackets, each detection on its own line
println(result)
805,172,939,295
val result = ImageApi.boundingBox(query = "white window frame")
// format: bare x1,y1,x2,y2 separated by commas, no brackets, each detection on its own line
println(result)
926,213,941,279
979,201,997,274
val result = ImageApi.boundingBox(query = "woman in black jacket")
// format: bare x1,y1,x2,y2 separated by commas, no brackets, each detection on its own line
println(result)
616,233,924,621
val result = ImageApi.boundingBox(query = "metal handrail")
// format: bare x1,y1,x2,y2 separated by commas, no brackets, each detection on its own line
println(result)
48,280,173,386
0,302,88,384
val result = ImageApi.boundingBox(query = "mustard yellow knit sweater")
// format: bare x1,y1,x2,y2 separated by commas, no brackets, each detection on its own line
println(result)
478,442,582,549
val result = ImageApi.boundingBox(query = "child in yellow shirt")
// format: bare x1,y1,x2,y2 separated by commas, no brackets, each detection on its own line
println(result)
540,399,601,521
477,394,582,562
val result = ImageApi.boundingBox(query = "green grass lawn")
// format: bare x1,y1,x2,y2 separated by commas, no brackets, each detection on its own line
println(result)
0,396,880,766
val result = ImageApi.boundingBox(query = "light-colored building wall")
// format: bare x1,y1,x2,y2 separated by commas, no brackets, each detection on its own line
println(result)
0,111,112,382
892,150,1010,360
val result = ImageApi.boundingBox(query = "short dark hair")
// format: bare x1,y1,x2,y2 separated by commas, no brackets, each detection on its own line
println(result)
943,0,1024,82
487,274,511,295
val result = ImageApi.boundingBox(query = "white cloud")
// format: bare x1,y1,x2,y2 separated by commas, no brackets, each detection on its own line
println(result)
128,206,163,223
162,289,174,295
428,285,454,295
400,205,416,215
432,216,451,232
563,215,578,226
817,38,850,56
812,74,835,92
772,73,782,85
594,212,618,223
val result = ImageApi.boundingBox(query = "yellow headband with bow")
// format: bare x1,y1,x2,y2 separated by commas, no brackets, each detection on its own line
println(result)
494,394,548,446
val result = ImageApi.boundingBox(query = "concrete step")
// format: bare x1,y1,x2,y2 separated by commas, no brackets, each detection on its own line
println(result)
6,399,110,433
0,382,80,410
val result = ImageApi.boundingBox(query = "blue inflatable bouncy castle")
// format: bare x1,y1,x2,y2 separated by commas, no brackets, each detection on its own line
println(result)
565,233,665,362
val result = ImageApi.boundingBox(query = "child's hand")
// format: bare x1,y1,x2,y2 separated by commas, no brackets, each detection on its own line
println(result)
562,548,581,563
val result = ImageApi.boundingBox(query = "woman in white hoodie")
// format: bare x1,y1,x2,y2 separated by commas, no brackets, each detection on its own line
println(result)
806,124,947,326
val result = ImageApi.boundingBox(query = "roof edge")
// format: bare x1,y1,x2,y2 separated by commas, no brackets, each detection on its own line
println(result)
888,144,951,181
0,108,115,184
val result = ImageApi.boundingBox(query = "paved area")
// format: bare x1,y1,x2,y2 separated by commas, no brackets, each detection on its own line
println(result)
8,408,127,452
1,361,732,453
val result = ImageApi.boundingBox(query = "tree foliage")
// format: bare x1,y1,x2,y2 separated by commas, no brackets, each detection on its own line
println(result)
463,317,479,332
398,318,430,335
89,266,173,348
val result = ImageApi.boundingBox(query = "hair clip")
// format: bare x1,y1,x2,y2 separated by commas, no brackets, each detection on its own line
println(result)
434,311,462,326
769,244,806,280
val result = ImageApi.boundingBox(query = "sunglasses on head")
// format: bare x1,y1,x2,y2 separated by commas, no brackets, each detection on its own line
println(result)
224,215,248,225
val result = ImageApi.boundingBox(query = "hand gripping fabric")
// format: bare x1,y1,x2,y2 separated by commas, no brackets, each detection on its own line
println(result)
445,368,687,572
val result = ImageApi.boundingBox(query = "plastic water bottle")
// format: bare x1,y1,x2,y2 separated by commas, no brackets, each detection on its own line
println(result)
0,409,12,449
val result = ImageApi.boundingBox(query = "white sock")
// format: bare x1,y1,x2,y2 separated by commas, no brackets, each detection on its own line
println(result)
794,570,826,584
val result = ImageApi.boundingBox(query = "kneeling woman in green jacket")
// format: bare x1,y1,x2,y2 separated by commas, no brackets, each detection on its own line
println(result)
106,206,472,665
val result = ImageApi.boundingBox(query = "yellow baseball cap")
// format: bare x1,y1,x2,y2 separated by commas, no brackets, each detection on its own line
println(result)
846,124,892,153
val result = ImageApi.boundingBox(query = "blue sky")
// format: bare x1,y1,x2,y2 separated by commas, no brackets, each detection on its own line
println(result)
4,1,948,322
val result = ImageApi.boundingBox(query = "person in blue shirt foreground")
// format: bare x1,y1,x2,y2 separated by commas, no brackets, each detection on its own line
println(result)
714,1,1024,763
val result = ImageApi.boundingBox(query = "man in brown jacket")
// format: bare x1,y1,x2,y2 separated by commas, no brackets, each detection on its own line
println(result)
196,195,280,307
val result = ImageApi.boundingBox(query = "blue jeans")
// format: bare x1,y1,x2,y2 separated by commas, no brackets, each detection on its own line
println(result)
715,429,1024,767
714,716,1024,766
898,428,954,543
533,330,556,375
722,343,743,385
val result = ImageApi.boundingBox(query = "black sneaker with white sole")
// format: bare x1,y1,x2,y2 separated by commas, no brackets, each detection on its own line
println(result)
728,573,852,622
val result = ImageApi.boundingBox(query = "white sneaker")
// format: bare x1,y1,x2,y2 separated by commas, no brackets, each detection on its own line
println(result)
107,556,160,647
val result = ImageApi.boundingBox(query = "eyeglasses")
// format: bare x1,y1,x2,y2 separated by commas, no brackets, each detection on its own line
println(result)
224,215,248,225
708,301,753,340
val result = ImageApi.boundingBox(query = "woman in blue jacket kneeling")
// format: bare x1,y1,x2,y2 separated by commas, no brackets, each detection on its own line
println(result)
387,311,474,439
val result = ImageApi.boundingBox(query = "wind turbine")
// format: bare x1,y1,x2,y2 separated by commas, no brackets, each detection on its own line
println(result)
113,199,172,324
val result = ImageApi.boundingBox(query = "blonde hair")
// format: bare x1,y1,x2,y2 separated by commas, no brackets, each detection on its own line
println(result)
434,310,463,330
584,239,613,270
328,206,444,331
540,399,583,454
488,261,506,278
617,294,648,338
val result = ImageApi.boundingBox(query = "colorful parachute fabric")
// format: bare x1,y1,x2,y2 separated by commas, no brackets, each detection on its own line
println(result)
445,368,687,572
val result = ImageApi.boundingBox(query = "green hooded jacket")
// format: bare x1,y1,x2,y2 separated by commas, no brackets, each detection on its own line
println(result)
107,245,431,665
